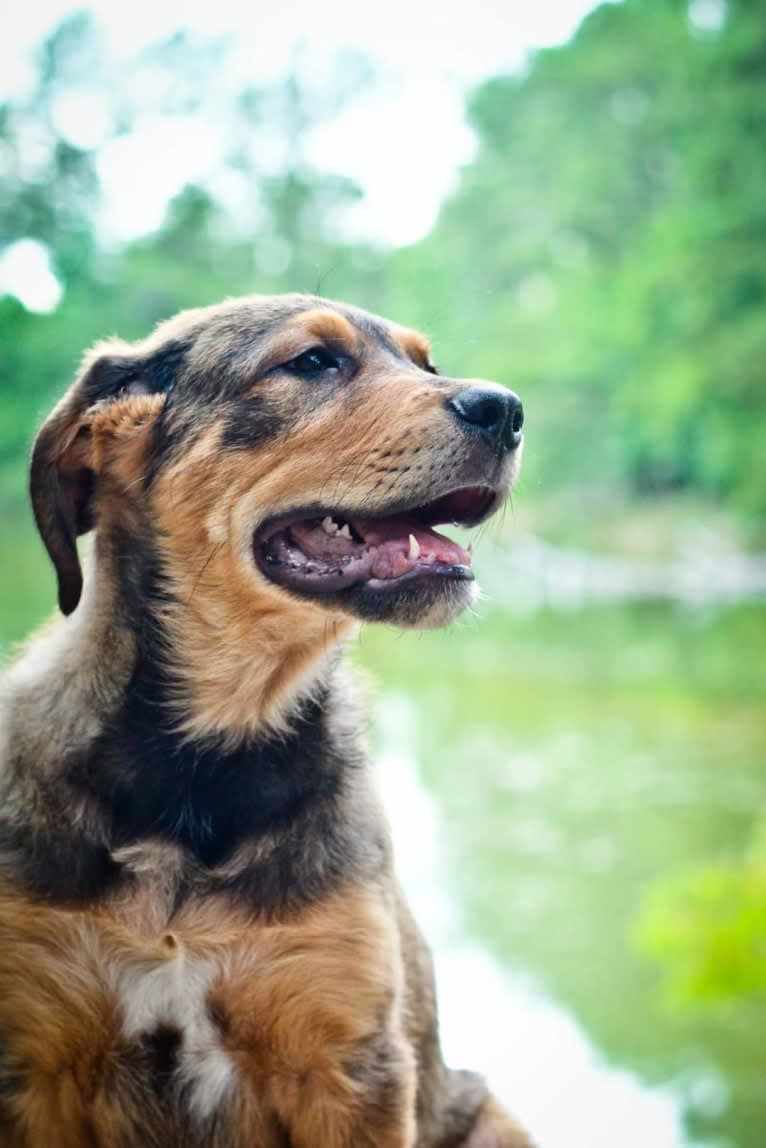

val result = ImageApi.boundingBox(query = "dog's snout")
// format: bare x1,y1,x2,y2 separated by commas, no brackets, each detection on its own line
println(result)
446,385,524,451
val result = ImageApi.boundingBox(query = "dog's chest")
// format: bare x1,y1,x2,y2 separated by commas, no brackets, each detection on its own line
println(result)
0,879,399,1144
113,932,232,1121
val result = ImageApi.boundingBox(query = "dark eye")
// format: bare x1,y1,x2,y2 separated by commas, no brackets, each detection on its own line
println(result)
285,347,344,376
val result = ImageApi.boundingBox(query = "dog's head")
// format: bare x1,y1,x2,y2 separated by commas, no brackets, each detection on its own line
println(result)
31,294,523,636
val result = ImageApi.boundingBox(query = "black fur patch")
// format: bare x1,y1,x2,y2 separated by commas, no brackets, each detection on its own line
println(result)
144,340,189,396
94,680,341,869
82,355,140,403
72,535,341,870
220,394,286,450
436,1070,492,1148
0,818,122,904
83,340,190,404
141,1025,182,1088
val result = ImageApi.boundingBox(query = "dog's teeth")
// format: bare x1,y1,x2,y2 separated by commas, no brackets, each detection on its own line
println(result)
467,542,473,556
338,524,352,539
408,534,421,561
322,516,338,535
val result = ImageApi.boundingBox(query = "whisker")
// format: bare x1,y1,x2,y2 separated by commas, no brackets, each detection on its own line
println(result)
187,543,224,606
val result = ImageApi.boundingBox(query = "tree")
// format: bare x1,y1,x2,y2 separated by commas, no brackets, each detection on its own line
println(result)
384,0,766,534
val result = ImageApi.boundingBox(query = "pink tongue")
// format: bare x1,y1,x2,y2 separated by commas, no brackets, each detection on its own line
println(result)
353,516,470,566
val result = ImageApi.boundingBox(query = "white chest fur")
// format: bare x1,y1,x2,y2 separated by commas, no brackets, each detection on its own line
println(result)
112,933,235,1121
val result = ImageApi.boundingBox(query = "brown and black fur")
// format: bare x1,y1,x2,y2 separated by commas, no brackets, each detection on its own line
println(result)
0,294,531,1147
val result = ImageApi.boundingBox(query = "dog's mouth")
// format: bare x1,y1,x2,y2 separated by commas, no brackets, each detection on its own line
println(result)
255,485,498,595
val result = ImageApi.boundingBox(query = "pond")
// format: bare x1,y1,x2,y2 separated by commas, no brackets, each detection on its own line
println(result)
357,597,766,1148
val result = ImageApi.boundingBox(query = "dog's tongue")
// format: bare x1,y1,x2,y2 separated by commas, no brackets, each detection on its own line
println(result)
353,515,470,566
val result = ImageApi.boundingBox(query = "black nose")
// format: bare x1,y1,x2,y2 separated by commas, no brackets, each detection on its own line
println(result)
446,385,524,451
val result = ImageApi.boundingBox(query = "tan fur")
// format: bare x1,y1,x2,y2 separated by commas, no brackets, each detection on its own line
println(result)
390,328,433,370
150,424,356,742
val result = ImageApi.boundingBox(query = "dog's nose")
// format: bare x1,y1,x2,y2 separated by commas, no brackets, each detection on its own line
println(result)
446,385,524,451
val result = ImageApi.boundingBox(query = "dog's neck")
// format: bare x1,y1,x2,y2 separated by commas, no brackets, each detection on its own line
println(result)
104,520,356,740
94,657,348,869
101,524,364,862
2,526,377,901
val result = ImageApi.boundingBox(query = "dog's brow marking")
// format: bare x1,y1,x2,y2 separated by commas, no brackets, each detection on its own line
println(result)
247,309,361,381
394,329,432,368
300,309,359,345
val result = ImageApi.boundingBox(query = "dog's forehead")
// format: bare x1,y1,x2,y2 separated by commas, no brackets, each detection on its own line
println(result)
152,294,429,376
329,301,429,360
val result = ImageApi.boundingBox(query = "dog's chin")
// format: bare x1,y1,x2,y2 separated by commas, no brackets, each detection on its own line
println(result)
335,570,479,629
252,484,499,629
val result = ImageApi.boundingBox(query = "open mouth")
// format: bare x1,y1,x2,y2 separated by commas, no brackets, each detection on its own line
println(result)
255,485,498,596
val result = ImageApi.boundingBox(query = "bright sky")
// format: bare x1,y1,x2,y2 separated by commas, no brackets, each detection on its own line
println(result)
1,0,605,309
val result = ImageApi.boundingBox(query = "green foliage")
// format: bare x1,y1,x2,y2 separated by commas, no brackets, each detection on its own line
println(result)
0,13,101,283
2,1,766,533
637,821,766,1005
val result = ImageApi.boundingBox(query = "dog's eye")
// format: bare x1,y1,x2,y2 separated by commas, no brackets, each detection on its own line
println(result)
285,347,344,377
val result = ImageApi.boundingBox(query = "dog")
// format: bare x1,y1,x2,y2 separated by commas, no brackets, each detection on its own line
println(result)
0,294,529,1148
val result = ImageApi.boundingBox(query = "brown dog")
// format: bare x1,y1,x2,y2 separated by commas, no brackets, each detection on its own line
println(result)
0,294,530,1147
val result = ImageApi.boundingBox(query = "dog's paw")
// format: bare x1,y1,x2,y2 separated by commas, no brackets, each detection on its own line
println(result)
463,1098,536,1148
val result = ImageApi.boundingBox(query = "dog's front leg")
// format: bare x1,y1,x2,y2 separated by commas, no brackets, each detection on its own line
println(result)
271,1030,417,1148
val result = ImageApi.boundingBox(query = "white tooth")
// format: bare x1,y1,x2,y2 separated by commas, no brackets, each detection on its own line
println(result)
339,524,352,539
408,533,421,561
322,516,338,534
467,542,473,556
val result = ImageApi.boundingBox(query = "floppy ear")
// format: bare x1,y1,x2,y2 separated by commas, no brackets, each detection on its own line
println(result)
29,344,145,616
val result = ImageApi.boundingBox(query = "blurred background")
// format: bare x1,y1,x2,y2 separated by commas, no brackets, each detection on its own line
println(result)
1,1,765,1145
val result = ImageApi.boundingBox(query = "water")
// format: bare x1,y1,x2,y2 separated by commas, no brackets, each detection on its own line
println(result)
375,691,691,1148
358,600,766,1148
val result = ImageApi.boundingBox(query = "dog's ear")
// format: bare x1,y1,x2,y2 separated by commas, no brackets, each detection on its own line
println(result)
30,343,155,616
